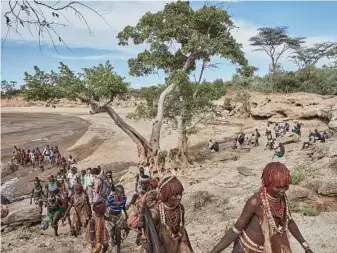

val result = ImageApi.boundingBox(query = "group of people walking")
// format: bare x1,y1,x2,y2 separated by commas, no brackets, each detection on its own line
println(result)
28,158,316,253
12,144,76,170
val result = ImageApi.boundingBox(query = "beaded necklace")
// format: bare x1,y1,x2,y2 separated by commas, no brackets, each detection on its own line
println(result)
159,202,183,239
260,187,289,235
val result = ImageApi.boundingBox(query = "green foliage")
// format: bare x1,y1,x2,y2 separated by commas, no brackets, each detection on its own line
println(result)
23,61,129,103
117,2,248,77
128,85,166,120
290,164,310,185
290,42,337,68
120,2,248,136
302,204,320,217
227,65,337,95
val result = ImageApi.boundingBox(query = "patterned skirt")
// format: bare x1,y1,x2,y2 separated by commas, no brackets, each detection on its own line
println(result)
86,216,110,245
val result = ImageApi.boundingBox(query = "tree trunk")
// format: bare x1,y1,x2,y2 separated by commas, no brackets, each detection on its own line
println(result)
149,54,196,156
103,105,153,164
79,54,196,166
174,116,190,166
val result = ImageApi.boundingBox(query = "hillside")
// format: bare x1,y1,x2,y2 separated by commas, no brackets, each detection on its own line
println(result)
1,91,337,253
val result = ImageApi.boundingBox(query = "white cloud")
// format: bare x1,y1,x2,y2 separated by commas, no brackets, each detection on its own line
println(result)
1,1,336,76
1,1,168,52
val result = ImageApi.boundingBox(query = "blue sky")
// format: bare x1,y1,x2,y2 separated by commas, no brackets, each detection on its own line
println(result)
1,1,337,88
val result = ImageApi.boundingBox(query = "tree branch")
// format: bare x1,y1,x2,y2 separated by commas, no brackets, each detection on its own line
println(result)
2,0,114,54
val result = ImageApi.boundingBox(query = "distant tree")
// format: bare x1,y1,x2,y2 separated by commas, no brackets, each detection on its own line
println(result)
2,1,111,53
289,42,337,69
1,80,19,98
249,26,305,77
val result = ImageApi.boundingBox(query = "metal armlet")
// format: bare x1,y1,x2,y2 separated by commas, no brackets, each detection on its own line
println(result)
232,226,242,235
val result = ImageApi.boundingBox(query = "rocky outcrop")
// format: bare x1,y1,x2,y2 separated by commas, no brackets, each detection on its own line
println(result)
217,91,337,130
0,162,19,177
287,185,311,201
317,178,337,196
1,207,41,228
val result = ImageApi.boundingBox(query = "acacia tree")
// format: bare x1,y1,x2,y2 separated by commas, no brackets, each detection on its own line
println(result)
120,2,249,165
289,42,337,69
249,27,305,78
23,61,155,163
22,2,248,167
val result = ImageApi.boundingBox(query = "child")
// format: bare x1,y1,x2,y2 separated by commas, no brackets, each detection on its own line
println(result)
87,201,109,253
30,177,45,214
45,193,64,236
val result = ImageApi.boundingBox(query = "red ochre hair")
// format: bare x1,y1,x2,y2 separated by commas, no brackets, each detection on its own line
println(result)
261,162,291,188
159,177,184,202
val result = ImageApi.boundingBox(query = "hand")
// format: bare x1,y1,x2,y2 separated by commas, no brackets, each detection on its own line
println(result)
125,204,129,210
140,238,148,250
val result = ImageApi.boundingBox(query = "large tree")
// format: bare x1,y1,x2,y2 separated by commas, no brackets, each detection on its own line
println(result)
289,42,337,69
23,61,156,163
249,26,305,75
119,2,249,166
22,2,248,166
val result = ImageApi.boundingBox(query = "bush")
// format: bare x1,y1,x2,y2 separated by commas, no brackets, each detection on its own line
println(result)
290,164,309,185
302,204,320,216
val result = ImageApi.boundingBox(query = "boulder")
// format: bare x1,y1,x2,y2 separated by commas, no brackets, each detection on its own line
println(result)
1,207,41,227
237,166,255,176
303,178,337,197
0,162,19,177
317,178,337,196
287,185,311,201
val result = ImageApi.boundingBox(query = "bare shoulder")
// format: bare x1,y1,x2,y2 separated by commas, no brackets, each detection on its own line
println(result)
245,192,261,209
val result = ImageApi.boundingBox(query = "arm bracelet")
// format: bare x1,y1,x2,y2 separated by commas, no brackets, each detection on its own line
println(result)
232,226,242,235
302,241,310,249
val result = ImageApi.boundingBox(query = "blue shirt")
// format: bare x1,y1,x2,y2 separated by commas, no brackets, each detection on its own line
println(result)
106,195,127,212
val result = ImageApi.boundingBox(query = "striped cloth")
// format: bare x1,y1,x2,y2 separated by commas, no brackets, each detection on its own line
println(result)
106,195,127,213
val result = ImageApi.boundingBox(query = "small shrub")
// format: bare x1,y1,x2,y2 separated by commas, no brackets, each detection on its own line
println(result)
288,201,301,213
302,204,320,217
291,164,310,185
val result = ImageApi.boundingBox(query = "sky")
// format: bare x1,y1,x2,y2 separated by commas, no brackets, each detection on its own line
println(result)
1,1,337,88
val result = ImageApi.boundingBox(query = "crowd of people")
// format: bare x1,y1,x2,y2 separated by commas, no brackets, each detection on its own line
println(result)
12,144,76,171
209,121,331,161
13,121,324,253
28,161,315,253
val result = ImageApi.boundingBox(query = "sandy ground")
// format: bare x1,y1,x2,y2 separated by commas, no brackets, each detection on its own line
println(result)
1,106,337,253
1,112,89,161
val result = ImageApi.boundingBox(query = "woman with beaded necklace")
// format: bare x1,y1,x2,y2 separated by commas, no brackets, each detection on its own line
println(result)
210,162,314,253
145,176,193,253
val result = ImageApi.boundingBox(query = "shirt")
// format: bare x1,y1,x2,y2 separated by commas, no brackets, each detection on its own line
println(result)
106,194,127,213
84,174,94,190
67,173,79,188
